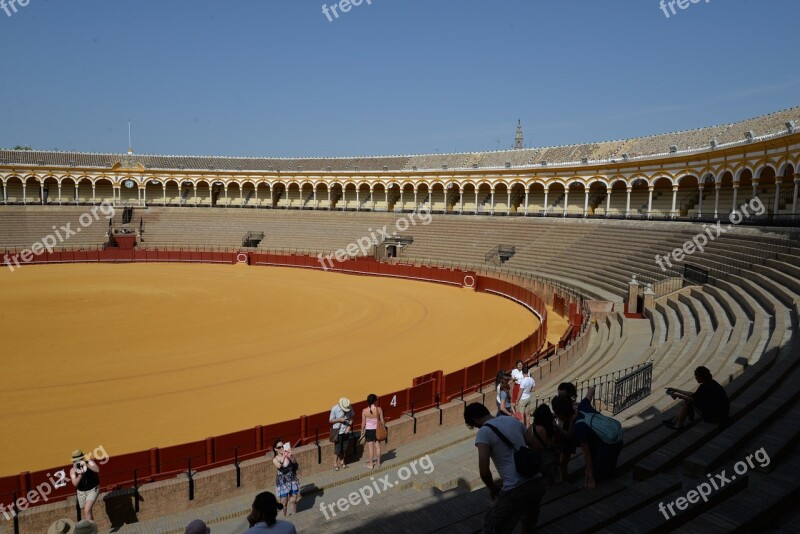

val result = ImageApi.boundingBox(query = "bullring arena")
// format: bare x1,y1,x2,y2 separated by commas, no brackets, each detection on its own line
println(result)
1,107,800,533
0,262,542,475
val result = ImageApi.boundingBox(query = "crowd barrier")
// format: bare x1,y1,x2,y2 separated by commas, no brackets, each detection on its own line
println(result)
0,249,550,511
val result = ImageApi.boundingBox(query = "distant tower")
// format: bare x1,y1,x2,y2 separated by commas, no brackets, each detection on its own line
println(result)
127,120,133,155
514,120,524,149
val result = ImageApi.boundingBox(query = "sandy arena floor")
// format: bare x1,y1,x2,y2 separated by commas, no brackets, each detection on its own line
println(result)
0,263,541,476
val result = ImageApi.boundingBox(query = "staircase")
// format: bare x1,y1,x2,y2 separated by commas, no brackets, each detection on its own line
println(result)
485,244,516,266
242,231,265,248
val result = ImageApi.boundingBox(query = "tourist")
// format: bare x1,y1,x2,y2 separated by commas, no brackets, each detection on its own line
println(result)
495,370,510,404
527,405,558,485
47,519,75,534
510,360,525,384
69,450,100,521
361,394,385,469
272,439,299,516
664,366,730,429
73,520,98,534
554,383,578,482
516,366,536,426
552,386,623,489
244,491,297,533
496,376,515,417
184,519,210,533
329,397,354,470
464,402,546,533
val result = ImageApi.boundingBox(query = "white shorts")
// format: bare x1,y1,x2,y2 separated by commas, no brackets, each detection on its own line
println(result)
77,486,99,508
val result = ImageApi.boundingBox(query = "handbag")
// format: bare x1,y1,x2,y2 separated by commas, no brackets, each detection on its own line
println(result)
485,423,541,478
375,423,387,442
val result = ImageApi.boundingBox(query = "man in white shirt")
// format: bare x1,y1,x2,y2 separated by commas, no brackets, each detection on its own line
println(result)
465,402,546,533
516,366,536,427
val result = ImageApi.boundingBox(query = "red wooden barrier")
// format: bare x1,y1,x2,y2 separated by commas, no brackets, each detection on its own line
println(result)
442,369,465,402
408,379,437,413
379,388,408,421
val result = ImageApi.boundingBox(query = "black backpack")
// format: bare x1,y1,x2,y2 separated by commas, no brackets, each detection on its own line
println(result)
484,422,542,478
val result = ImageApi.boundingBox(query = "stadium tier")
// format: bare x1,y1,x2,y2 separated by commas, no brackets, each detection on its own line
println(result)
0,107,799,223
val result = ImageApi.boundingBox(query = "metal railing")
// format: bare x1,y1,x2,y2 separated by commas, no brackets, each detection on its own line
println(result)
612,362,654,415
573,360,654,414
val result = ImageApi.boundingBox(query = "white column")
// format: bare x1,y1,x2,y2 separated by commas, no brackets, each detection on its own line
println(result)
625,187,631,216
327,187,331,209
793,176,799,216
270,186,275,208
490,188,495,215
414,189,418,211
57,184,62,205
74,183,79,205
697,186,703,217
731,185,739,213
400,188,404,211
162,185,166,206
507,190,511,215
671,186,678,217
92,185,97,205
40,182,44,205
22,184,26,205
459,189,464,214
583,190,589,217
224,186,228,207
2,182,6,203
773,181,781,215
239,186,243,206
543,189,549,215
474,190,478,213
605,189,611,216
714,185,720,218
143,185,147,205
356,188,360,211
385,188,388,212
647,187,653,217
194,184,198,206
524,190,529,215
752,180,758,200
562,190,568,217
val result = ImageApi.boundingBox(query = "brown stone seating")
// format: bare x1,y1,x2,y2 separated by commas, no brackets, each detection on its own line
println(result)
632,322,799,481
679,455,800,533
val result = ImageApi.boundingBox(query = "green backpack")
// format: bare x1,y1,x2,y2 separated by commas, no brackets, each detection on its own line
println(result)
576,411,623,444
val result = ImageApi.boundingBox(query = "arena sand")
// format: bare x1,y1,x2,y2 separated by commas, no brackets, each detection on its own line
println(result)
0,262,543,475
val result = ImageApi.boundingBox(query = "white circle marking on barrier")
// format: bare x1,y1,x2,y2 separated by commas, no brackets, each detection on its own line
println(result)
236,253,248,264
463,275,475,288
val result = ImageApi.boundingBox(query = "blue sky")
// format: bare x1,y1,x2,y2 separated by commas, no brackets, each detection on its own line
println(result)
1,0,798,157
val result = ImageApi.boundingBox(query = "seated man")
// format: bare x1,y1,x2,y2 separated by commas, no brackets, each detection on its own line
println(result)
663,366,729,429
552,386,623,489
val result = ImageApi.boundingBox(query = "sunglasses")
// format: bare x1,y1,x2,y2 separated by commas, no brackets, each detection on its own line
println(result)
276,445,284,450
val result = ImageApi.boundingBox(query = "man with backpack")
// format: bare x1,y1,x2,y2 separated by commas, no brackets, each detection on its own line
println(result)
464,402,546,533
551,386,623,489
